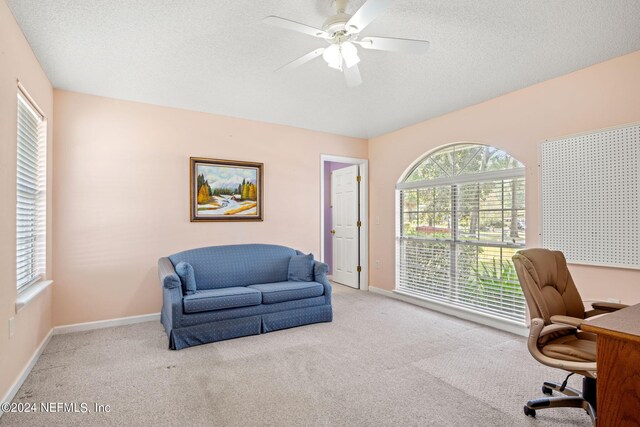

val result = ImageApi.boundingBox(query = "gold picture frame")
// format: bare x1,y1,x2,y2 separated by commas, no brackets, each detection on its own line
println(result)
190,157,264,222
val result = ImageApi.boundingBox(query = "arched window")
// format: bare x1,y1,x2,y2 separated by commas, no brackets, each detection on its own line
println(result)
396,144,526,323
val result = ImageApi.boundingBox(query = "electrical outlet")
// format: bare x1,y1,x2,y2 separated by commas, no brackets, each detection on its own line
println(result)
9,317,15,338
375,260,381,269
375,216,380,225
607,298,621,304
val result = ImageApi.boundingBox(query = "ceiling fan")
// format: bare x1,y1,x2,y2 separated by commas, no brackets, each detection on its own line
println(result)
264,0,430,87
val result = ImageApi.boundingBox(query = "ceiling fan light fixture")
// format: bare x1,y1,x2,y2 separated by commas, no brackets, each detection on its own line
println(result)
265,0,430,87
323,44,342,70
341,41,360,68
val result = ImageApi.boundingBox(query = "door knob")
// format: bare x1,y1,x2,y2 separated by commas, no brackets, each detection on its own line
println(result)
331,229,336,234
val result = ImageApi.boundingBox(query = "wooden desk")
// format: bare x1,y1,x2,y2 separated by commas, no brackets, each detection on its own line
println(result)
582,303,640,427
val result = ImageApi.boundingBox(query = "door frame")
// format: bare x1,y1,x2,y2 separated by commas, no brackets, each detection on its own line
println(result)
320,154,369,291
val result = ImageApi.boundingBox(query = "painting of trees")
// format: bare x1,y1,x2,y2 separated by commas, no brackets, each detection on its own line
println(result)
197,184,210,204
238,179,257,201
197,175,257,203
196,173,212,203
191,158,263,221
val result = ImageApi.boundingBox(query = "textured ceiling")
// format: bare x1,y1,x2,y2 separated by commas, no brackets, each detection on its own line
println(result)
7,0,640,138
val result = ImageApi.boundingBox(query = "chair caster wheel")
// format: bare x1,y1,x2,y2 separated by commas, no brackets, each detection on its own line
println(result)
524,406,536,417
542,385,553,395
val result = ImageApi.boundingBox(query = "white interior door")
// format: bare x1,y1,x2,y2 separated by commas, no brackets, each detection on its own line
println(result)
331,164,360,288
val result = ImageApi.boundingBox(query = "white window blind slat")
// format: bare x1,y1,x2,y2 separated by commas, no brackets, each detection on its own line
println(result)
17,149,39,167
16,159,39,177
17,191,38,201
16,128,39,145
17,120,39,138
17,169,39,183
17,127,39,145
17,182,39,194
397,144,526,324
16,92,46,291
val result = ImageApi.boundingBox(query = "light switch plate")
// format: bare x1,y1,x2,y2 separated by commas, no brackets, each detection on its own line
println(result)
9,317,15,338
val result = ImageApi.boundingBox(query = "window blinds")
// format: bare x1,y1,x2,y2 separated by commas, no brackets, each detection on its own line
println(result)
16,92,46,290
397,174,526,323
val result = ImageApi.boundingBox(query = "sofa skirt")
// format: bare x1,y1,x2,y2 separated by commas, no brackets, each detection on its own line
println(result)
168,304,333,350
169,315,262,350
261,304,333,333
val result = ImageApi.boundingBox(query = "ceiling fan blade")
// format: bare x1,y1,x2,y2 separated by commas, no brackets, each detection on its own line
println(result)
263,16,329,39
345,0,393,33
356,36,430,54
275,48,325,72
344,63,362,87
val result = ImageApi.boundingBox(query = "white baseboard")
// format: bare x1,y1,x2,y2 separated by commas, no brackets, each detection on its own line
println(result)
368,286,395,298
368,286,528,337
0,312,161,417
1,329,53,417
53,312,160,335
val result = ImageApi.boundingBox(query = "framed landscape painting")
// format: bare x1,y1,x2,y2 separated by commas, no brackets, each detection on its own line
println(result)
190,157,263,222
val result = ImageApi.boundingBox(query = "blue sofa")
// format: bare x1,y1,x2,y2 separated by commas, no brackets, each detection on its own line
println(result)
158,244,333,350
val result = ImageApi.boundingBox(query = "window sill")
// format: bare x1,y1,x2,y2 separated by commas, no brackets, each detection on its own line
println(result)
392,289,528,337
16,280,53,313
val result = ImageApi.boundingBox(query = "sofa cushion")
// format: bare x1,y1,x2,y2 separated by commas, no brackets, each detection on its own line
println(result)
183,287,262,313
175,262,197,295
288,253,314,282
248,281,324,304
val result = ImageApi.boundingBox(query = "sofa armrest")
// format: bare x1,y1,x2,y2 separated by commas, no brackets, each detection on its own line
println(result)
313,261,332,305
313,260,329,279
158,257,184,331
158,257,181,289
162,286,184,331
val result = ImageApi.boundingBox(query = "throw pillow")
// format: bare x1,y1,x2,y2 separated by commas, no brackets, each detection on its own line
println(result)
288,253,314,282
175,262,197,295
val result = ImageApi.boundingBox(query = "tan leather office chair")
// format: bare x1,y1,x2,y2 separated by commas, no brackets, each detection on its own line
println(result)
512,248,627,424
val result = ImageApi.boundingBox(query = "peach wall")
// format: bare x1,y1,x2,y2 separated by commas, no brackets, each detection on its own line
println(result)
0,1,53,402
52,90,367,326
369,50,640,305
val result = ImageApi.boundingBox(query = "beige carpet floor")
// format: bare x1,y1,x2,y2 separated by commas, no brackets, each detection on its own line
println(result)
2,284,591,426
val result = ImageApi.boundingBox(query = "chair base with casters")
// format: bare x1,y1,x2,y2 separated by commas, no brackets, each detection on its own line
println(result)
524,375,596,425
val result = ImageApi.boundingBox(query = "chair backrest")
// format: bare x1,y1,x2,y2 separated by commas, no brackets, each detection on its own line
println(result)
169,244,297,290
512,248,585,324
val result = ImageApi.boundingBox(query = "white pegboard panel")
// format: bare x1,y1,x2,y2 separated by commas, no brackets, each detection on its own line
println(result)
540,123,640,269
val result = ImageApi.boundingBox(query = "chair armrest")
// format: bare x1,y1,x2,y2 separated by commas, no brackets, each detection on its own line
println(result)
550,315,583,328
158,257,181,289
527,318,596,375
539,323,577,337
590,301,629,312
